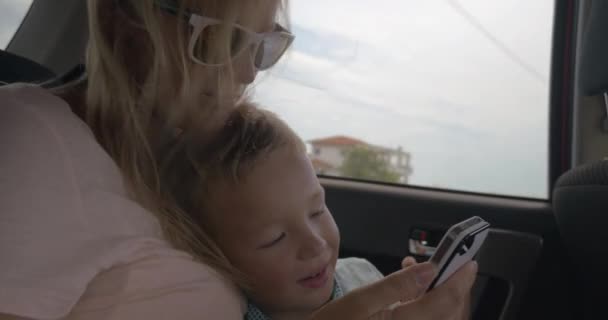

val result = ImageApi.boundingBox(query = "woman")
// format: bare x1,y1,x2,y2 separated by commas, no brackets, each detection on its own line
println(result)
0,0,476,319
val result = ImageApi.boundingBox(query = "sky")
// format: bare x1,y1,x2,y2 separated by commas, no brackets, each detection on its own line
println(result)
251,0,554,199
0,0,554,198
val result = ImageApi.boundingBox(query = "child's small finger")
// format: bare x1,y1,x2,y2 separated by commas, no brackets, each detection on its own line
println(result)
402,256,418,268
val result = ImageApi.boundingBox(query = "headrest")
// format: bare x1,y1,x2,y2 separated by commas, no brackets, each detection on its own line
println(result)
0,49,55,85
553,160,608,264
554,160,608,188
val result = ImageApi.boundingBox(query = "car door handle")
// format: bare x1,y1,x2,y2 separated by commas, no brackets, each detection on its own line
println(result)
409,229,438,257
409,239,437,257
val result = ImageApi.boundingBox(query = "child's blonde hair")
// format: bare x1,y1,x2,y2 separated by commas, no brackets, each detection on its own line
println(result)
160,102,304,241
78,0,289,283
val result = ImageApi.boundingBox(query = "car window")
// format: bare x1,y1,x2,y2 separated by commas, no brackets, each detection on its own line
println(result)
253,0,554,199
0,0,34,49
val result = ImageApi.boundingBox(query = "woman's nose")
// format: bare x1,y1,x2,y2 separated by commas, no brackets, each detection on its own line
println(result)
233,46,257,84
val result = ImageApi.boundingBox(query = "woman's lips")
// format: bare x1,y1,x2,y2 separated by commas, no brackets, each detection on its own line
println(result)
298,265,330,289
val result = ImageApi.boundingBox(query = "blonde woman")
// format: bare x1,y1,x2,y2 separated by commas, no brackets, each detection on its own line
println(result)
0,1,476,319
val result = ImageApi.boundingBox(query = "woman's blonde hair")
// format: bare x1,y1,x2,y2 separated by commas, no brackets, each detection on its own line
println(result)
82,0,289,283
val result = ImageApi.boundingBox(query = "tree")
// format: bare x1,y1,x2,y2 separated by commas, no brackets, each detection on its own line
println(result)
339,146,400,183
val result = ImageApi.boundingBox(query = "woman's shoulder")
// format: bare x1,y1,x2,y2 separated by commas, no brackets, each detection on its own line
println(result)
0,84,246,319
0,84,96,223
0,83,96,162
0,83,157,233
0,83,79,128
0,84,186,318
0,83,151,232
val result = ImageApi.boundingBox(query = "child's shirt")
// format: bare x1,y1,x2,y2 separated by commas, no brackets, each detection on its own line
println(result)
245,257,383,320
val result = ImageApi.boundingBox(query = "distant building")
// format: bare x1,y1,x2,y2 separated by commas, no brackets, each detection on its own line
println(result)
310,158,338,176
308,135,412,183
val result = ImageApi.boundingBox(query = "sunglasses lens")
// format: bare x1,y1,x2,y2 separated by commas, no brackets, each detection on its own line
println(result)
192,24,251,65
255,33,292,70
191,22,293,69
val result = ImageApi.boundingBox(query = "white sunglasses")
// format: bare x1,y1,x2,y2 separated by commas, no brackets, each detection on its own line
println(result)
156,0,294,70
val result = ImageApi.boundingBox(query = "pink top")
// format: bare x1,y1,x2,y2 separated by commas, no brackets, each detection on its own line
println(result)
0,84,245,320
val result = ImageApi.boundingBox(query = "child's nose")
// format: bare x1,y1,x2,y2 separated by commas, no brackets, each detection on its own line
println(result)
297,231,327,260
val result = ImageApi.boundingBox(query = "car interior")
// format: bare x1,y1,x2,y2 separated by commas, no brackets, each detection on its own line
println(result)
1,0,607,319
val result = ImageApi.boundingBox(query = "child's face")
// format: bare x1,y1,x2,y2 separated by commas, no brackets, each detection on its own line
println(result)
208,145,340,316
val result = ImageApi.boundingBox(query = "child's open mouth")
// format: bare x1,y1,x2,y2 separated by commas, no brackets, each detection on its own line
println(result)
298,265,329,289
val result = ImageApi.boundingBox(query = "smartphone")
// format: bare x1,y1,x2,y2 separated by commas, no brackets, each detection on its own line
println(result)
425,216,490,292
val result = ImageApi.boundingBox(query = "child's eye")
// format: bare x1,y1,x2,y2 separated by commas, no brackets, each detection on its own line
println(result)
259,232,285,249
311,208,326,218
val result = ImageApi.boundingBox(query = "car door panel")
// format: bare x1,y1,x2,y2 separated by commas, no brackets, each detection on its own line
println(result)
323,178,572,320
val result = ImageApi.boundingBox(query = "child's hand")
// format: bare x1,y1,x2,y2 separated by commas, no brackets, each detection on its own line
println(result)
396,256,420,304
310,261,476,320
398,255,472,320
402,256,418,269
